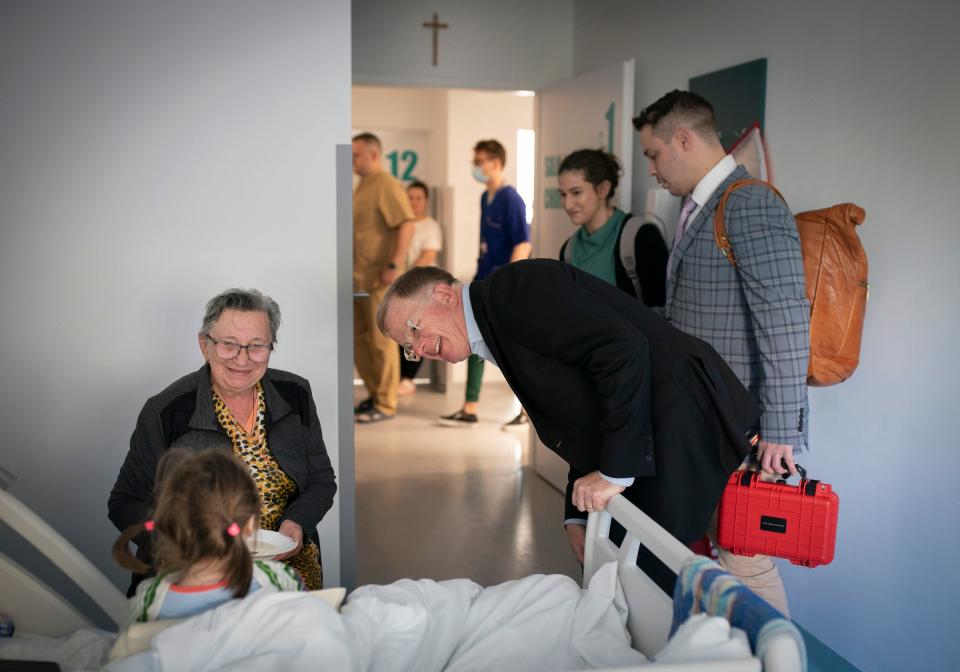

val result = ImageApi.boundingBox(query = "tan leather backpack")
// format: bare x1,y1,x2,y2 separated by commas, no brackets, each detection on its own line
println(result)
714,179,868,386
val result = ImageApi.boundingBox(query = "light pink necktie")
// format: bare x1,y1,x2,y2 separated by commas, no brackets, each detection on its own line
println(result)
667,196,697,278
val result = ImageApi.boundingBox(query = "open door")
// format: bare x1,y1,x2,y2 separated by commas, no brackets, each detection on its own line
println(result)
531,60,636,492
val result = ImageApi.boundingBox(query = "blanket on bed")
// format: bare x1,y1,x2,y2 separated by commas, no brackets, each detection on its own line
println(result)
344,560,645,671
1,561,776,671
101,561,645,671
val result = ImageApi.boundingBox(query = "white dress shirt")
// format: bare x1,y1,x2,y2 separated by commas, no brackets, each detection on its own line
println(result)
460,283,496,364
683,154,737,231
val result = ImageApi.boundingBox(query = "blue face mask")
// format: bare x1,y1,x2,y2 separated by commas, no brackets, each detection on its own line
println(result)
472,166,488,184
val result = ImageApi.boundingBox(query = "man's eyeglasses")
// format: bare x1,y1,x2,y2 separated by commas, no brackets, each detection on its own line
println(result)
205,335,274,363
400,313,422,362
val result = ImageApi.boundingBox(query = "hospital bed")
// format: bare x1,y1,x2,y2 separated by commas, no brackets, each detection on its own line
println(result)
0,486,804,670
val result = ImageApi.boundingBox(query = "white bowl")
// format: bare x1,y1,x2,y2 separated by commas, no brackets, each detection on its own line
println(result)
246,529,296,559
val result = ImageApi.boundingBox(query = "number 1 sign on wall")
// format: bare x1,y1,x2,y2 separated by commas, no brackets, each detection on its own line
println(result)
605,102,615,153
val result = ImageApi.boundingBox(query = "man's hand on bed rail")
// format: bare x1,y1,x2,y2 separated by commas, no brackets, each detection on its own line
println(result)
572,471,626,514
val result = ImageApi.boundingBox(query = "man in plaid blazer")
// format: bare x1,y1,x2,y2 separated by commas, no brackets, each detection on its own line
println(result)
634,90,810,617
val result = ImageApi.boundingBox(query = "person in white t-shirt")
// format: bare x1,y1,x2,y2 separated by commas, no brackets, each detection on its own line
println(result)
398,180,443,396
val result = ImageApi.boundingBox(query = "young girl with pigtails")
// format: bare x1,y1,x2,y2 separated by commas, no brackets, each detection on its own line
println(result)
112,448,304,623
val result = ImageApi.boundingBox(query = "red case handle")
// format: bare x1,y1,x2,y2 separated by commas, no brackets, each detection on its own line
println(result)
776,460,808,483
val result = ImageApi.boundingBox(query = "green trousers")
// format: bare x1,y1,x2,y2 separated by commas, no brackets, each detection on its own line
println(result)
465,354,485,402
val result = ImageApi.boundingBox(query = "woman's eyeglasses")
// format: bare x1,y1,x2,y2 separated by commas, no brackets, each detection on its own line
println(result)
205,335,273,362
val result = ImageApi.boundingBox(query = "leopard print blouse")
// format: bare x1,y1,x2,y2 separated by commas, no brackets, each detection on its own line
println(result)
212,383,322,590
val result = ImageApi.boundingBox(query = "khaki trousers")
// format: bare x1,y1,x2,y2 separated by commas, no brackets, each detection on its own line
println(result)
353,285,398,415
708,469,791,617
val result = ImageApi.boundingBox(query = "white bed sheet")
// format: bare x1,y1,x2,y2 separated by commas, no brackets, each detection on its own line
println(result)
1,561,641,671
126,561,643,671
0,563,752,672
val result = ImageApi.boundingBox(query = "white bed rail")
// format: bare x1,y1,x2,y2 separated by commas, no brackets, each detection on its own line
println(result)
584,494,694,581
584,495,694,659
584,494,802,672
0,487,127,634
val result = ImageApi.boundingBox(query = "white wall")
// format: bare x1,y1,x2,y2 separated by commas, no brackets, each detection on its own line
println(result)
0,0,351,596
353,0,574,90
573,1,960,670
352,85,448,190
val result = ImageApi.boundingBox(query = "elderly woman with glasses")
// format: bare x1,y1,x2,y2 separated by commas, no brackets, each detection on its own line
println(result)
108,288,336,594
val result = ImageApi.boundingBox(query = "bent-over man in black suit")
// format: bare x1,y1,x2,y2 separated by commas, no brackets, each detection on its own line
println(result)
376,260,759,567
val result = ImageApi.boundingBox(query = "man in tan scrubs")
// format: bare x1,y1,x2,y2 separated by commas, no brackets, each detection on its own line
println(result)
352,133,416,422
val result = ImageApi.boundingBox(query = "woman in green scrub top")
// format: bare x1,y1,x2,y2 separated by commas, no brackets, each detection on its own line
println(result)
557,149,667,307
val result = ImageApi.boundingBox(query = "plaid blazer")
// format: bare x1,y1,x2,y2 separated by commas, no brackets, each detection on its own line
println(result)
663,165,810,449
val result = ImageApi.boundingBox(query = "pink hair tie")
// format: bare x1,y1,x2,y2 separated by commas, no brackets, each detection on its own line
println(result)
144,520,155,532
226,522,241,537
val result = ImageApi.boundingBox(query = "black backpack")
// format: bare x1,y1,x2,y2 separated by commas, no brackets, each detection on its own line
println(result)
560,214,666,303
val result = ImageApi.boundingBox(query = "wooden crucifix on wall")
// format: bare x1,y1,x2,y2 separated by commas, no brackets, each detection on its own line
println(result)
422,13,448,67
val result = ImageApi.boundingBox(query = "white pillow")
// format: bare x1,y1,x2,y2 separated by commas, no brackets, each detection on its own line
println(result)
310,587,346,611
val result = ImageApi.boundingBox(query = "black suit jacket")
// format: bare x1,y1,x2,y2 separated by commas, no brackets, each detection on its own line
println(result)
470,259,760,542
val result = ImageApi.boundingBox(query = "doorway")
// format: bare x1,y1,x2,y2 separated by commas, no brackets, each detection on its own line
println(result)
351,84,581,586
352,84,536,391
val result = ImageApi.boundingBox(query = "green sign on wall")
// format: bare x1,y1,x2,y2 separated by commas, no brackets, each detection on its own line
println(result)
544,188,562,209
544,154,563,209
544,154,562,178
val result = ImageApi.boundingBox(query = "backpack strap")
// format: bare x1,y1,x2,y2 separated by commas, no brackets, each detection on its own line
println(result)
616,213,642,298
560,235,572,263
714,178,787,266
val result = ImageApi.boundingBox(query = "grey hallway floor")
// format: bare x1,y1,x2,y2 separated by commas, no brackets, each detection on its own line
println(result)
355,382,581,587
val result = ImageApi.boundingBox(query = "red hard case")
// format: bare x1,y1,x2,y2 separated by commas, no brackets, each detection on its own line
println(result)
716,470,839,567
